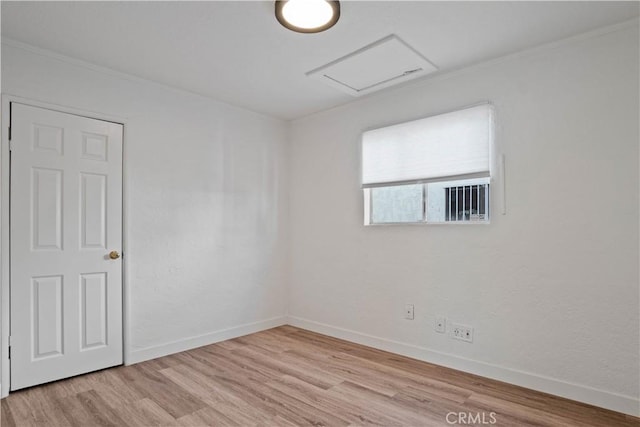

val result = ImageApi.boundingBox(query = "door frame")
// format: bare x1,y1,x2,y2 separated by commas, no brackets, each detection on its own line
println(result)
0,94,131,398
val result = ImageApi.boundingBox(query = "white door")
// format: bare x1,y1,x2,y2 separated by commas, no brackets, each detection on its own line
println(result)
10,103,123,390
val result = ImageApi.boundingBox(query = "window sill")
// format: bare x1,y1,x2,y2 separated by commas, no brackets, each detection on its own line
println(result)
364,221,491,226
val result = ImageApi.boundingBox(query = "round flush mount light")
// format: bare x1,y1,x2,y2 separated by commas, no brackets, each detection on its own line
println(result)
275,0,340,34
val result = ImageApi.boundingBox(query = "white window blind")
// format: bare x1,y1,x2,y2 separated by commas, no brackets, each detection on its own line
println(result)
361,104,493,188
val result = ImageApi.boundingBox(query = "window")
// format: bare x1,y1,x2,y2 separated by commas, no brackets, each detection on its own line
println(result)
362,104,493,224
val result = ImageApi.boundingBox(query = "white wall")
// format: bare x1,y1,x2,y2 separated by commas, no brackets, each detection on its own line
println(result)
1,41,290,379
288,24,639,415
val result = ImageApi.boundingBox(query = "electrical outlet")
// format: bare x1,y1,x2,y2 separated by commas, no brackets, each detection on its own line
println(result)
435,316,446,333
405,304,414,320
451,323,473,342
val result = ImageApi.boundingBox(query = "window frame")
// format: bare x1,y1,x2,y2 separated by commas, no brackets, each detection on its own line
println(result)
363,179,492,226
361,103,495,226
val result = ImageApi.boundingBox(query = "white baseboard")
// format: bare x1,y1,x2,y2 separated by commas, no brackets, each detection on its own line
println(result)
287,315,640,417
126,316,287,365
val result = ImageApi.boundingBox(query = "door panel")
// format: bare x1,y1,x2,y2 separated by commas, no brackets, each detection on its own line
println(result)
10,103,123,390
80,173,107,249
80,272,108,350
32,275,64,359
32,168,63,250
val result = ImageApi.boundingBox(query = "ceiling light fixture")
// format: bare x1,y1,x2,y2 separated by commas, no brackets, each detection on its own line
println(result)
275,0,340,34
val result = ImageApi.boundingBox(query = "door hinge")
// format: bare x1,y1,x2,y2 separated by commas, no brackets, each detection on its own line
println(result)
9,127,14,151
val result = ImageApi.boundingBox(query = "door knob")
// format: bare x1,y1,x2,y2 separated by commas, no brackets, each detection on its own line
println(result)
109,251,120,260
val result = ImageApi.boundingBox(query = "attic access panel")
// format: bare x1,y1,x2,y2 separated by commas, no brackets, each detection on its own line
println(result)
306,35,438,96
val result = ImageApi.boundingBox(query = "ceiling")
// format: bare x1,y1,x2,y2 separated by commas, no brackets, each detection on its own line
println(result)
2,1,638,120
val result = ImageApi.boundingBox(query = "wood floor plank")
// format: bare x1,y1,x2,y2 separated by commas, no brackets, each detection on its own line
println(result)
266,374,405,426
54,394,103,427
229,346,345,390
159,364,268,426
1,326,636,427
260,415,304,427
75,389,129,426
158,354,336,425
113,363,207,419
1,389,51,427
20,387,72,427
327,380,443,426
174,348,275,387
214,338,249,352
176,406,239,427
37,372,95,400
285,348,404,397
211,371,350,426
1,399,15,426
234,331,294,354
84,369,145,410
122,398,178,427
318,350,474,403
1,399,13,426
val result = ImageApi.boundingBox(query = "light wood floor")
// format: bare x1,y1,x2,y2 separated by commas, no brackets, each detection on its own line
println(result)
1,326,637,426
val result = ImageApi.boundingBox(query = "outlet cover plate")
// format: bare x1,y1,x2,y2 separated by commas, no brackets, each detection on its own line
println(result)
405,304,415,320
451,323,473,342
